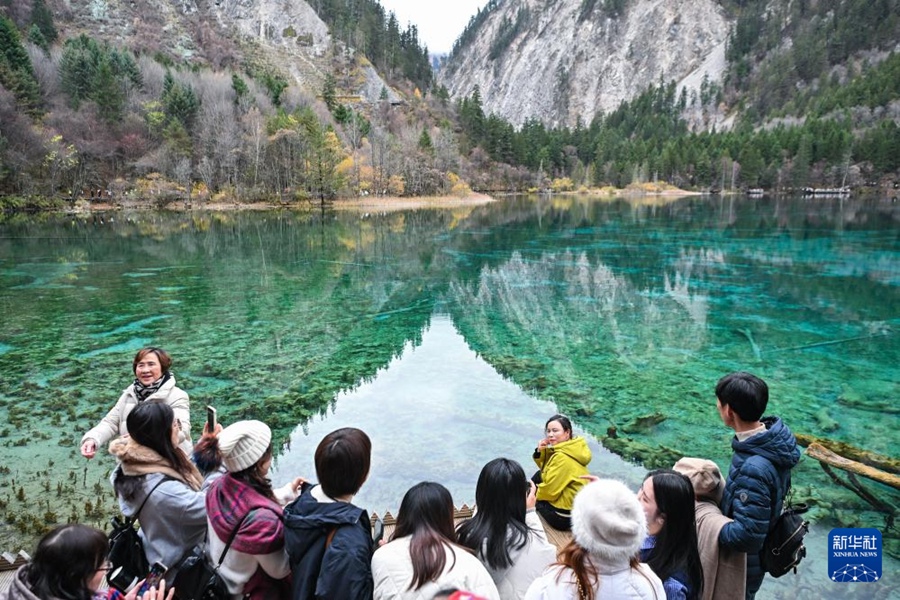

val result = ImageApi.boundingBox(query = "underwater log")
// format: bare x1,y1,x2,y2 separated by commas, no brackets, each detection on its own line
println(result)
806,442,900,491
795,433,900,475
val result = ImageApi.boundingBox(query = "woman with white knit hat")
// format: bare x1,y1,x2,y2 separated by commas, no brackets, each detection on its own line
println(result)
524,479,665,600
202,420,304,600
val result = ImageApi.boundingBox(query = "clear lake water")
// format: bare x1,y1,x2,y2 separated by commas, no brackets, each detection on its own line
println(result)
0,194,897,598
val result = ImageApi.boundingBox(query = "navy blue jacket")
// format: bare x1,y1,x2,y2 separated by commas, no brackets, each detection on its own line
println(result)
283,486,374,600
718,416,800,597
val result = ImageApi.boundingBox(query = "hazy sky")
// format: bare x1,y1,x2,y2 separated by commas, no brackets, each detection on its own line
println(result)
378,0,486,54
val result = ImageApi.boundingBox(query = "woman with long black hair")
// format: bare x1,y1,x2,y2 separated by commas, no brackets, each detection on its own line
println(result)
638,470,704,600
110,401,220,580
372,482,500,600
457,458,557,599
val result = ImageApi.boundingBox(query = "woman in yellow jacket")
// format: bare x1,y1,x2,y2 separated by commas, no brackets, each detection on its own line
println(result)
531,414,591,531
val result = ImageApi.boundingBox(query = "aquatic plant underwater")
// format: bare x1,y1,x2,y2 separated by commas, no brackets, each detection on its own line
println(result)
0,196,897,597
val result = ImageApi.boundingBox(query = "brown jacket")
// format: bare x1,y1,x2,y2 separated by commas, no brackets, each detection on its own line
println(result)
696,500,746,600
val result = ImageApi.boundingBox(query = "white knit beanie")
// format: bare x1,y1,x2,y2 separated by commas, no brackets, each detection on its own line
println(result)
571,479,647,564
218,420,271,472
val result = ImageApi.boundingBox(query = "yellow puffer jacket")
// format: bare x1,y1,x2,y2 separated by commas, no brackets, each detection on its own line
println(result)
533,437,592,511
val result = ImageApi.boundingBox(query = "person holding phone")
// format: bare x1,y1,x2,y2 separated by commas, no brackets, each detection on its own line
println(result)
110,401,222,583
457,458,557,600
284,427,375,600
135,563,168,597
531,414,592,532
0,524,176,600
81,347,192,459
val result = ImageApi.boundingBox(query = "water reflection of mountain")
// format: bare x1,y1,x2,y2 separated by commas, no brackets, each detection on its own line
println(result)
450,248,709,367
445,245,716,454
445,196,899,462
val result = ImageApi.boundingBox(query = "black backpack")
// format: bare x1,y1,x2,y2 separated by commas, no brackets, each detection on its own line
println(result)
173,508,274,600
761,501,810,577
106,477,169,591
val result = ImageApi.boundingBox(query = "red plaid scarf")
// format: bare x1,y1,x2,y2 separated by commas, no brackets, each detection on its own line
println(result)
207,473,285,555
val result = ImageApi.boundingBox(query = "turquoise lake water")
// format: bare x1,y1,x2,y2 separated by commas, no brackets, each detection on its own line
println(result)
0,195,897,598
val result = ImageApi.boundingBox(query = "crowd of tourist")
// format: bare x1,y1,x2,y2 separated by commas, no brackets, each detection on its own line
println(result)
1,348,800,600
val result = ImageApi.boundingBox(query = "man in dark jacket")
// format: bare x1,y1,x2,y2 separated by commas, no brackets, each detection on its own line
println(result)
283,428,374,600
715,372,801,600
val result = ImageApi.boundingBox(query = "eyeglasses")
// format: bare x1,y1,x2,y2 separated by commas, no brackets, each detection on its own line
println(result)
97,561,113,572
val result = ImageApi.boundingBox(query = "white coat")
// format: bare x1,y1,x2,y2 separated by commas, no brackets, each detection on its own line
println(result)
81,376,192,454
372,535,500,600
524,560,665,600
480,510,558,600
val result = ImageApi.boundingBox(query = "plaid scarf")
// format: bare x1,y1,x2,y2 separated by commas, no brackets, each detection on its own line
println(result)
132,371,171,401
207,473,285,555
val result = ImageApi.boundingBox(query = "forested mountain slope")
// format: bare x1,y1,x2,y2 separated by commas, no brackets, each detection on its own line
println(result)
0,0,444,200
1,0,898,200
442,0,900,132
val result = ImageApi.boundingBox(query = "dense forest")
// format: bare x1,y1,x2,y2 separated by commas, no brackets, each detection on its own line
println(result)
0,0,898,205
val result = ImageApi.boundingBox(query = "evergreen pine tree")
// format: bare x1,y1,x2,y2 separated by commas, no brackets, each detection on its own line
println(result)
163,79,200,131
30,0,57,43
231,73,249,101
27,24,48,52
322,73,337,112
418,129,433,154
0,15,41,115
59,35,97,109
92,58,125,122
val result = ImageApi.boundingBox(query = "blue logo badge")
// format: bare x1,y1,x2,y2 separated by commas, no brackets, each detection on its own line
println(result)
828,528,881,582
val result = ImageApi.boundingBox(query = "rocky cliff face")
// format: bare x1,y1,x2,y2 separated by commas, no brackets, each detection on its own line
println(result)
438,0,730,128
47,0,394,102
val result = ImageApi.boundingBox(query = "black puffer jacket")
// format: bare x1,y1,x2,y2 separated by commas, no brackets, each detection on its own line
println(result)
283,485,374,600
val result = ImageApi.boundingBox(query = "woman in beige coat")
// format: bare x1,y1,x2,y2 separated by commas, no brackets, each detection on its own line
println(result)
81,347,191,458
673,458,746,600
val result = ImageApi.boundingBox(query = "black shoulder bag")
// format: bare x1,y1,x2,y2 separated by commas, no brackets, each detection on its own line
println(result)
173,510,261,600
107,476,170,590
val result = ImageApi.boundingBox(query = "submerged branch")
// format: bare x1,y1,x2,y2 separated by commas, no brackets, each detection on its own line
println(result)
796,434,900,475
806,442,900,491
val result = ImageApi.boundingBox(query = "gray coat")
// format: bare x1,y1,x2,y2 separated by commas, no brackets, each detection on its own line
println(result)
0,566,61,600
114,470,220,575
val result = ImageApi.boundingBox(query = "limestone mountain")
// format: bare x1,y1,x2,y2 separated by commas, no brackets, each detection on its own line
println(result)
439,0,730,128
31,0,396,103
